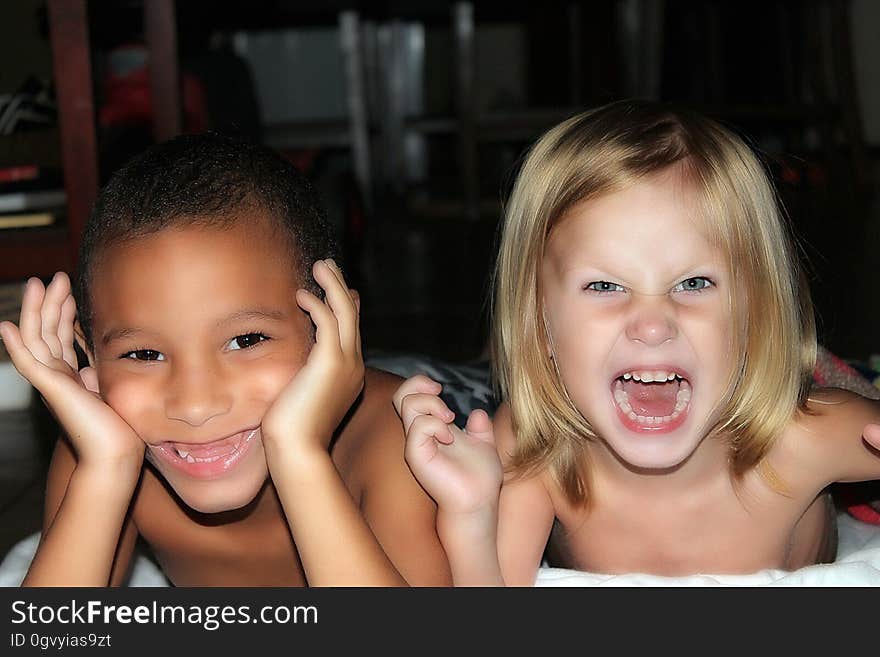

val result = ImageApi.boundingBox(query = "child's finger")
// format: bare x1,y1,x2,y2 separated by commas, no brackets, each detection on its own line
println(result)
350,289,362,358
864,423,880,450
398,392,455,435
407,414,456,452
392,374,443,415
465,409,495,444
18,278,53,364
0,320,44,384
78,366,100,394
296,288,340,359
58,295,78,371
40,272,70,360
315,259,357,354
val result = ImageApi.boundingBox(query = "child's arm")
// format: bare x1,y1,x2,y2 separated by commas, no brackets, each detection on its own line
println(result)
395,375,505,584
396,381,557,586
0,274,143,586
261,259,405,586
41,435,140,586
801,390,880,484
492,404,557,585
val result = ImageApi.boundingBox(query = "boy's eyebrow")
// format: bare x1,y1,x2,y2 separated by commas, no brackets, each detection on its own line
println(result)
101,327,146,346
216,309,288,327
100,310,288,346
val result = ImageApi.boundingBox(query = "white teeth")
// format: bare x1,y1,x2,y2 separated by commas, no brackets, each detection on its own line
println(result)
620,370,682,383
612,379,692,425
170,429,257,465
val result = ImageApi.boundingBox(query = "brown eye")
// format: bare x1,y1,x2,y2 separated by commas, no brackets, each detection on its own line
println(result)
227,333,268,351
124,349,164,361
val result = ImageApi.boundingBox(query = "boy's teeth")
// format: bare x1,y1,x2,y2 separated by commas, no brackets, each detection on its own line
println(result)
176,447,190,459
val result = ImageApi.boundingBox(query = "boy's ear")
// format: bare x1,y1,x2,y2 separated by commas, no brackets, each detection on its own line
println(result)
73,320,95,368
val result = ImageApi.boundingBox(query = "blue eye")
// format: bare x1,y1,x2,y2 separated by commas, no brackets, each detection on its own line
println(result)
585,281,625,294
226,333,269,351
673,277,713,292
123,349,165,361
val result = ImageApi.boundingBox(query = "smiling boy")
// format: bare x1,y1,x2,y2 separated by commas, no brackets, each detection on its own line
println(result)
0,133,451,586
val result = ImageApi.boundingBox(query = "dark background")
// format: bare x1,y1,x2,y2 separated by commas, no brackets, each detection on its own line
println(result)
0,0,878,559
2,0,878,362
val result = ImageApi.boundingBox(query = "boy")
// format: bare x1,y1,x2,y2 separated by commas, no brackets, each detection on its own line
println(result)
0,133,451,586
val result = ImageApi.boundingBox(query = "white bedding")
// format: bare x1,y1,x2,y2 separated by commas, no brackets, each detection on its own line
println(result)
2,513,879,586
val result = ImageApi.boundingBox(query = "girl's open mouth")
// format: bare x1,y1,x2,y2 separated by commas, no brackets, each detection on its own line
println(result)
150,428,260,478
611,368,691,433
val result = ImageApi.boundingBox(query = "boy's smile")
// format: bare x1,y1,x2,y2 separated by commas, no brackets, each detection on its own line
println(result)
541,169,735,473
152,427,260,478
84,216,313,513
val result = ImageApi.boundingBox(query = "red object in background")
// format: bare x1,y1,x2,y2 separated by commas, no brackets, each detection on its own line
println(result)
98,43,208,133
0,165,39,183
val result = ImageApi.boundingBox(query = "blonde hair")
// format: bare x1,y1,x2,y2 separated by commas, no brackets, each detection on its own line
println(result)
491,99,816,505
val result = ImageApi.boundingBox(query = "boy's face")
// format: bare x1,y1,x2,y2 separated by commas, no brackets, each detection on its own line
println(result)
540,170,736,473
84,216,312,513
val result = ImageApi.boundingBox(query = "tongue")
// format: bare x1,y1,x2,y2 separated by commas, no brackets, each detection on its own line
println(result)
622,379,680,417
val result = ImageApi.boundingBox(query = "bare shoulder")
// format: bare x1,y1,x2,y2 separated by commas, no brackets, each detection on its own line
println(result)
492,401,556,492
332,367,406,487
491,402,517,464
330,367,452,584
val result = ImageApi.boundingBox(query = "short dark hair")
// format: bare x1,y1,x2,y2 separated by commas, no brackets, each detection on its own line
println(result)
74,131,337,349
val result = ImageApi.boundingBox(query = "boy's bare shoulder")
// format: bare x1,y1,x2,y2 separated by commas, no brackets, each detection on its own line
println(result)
332,367,406,480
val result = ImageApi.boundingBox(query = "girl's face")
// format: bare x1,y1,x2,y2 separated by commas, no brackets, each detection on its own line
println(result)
541,171,736,473
85,217,312,514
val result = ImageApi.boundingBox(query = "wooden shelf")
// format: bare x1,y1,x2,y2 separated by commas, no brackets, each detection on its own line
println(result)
0,226,73,280
0,0,98,284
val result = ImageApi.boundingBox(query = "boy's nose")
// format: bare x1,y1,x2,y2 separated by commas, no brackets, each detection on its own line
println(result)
165,364,232,426
625,297,678,346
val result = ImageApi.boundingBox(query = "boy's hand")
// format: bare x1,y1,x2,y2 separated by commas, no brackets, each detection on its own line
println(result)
0,274,143,475
394,375,503,516
261,259,364,458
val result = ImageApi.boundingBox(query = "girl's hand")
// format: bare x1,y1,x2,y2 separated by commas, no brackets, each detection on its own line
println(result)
864,423,880,450
261,259,364,460
393,375,503,516
0,273,143,474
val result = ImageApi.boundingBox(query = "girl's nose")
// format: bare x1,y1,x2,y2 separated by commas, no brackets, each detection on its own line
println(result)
165,362,232,427
625,298,678,346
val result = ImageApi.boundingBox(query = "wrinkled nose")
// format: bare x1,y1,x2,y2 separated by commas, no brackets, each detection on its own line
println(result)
625,297,678,346
165,362,232,427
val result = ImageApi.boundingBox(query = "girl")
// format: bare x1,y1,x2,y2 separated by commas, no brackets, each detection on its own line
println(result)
394,99,880,585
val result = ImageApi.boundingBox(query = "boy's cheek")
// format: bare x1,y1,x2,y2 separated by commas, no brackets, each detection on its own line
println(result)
99,376,162,431
252,358,306,403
